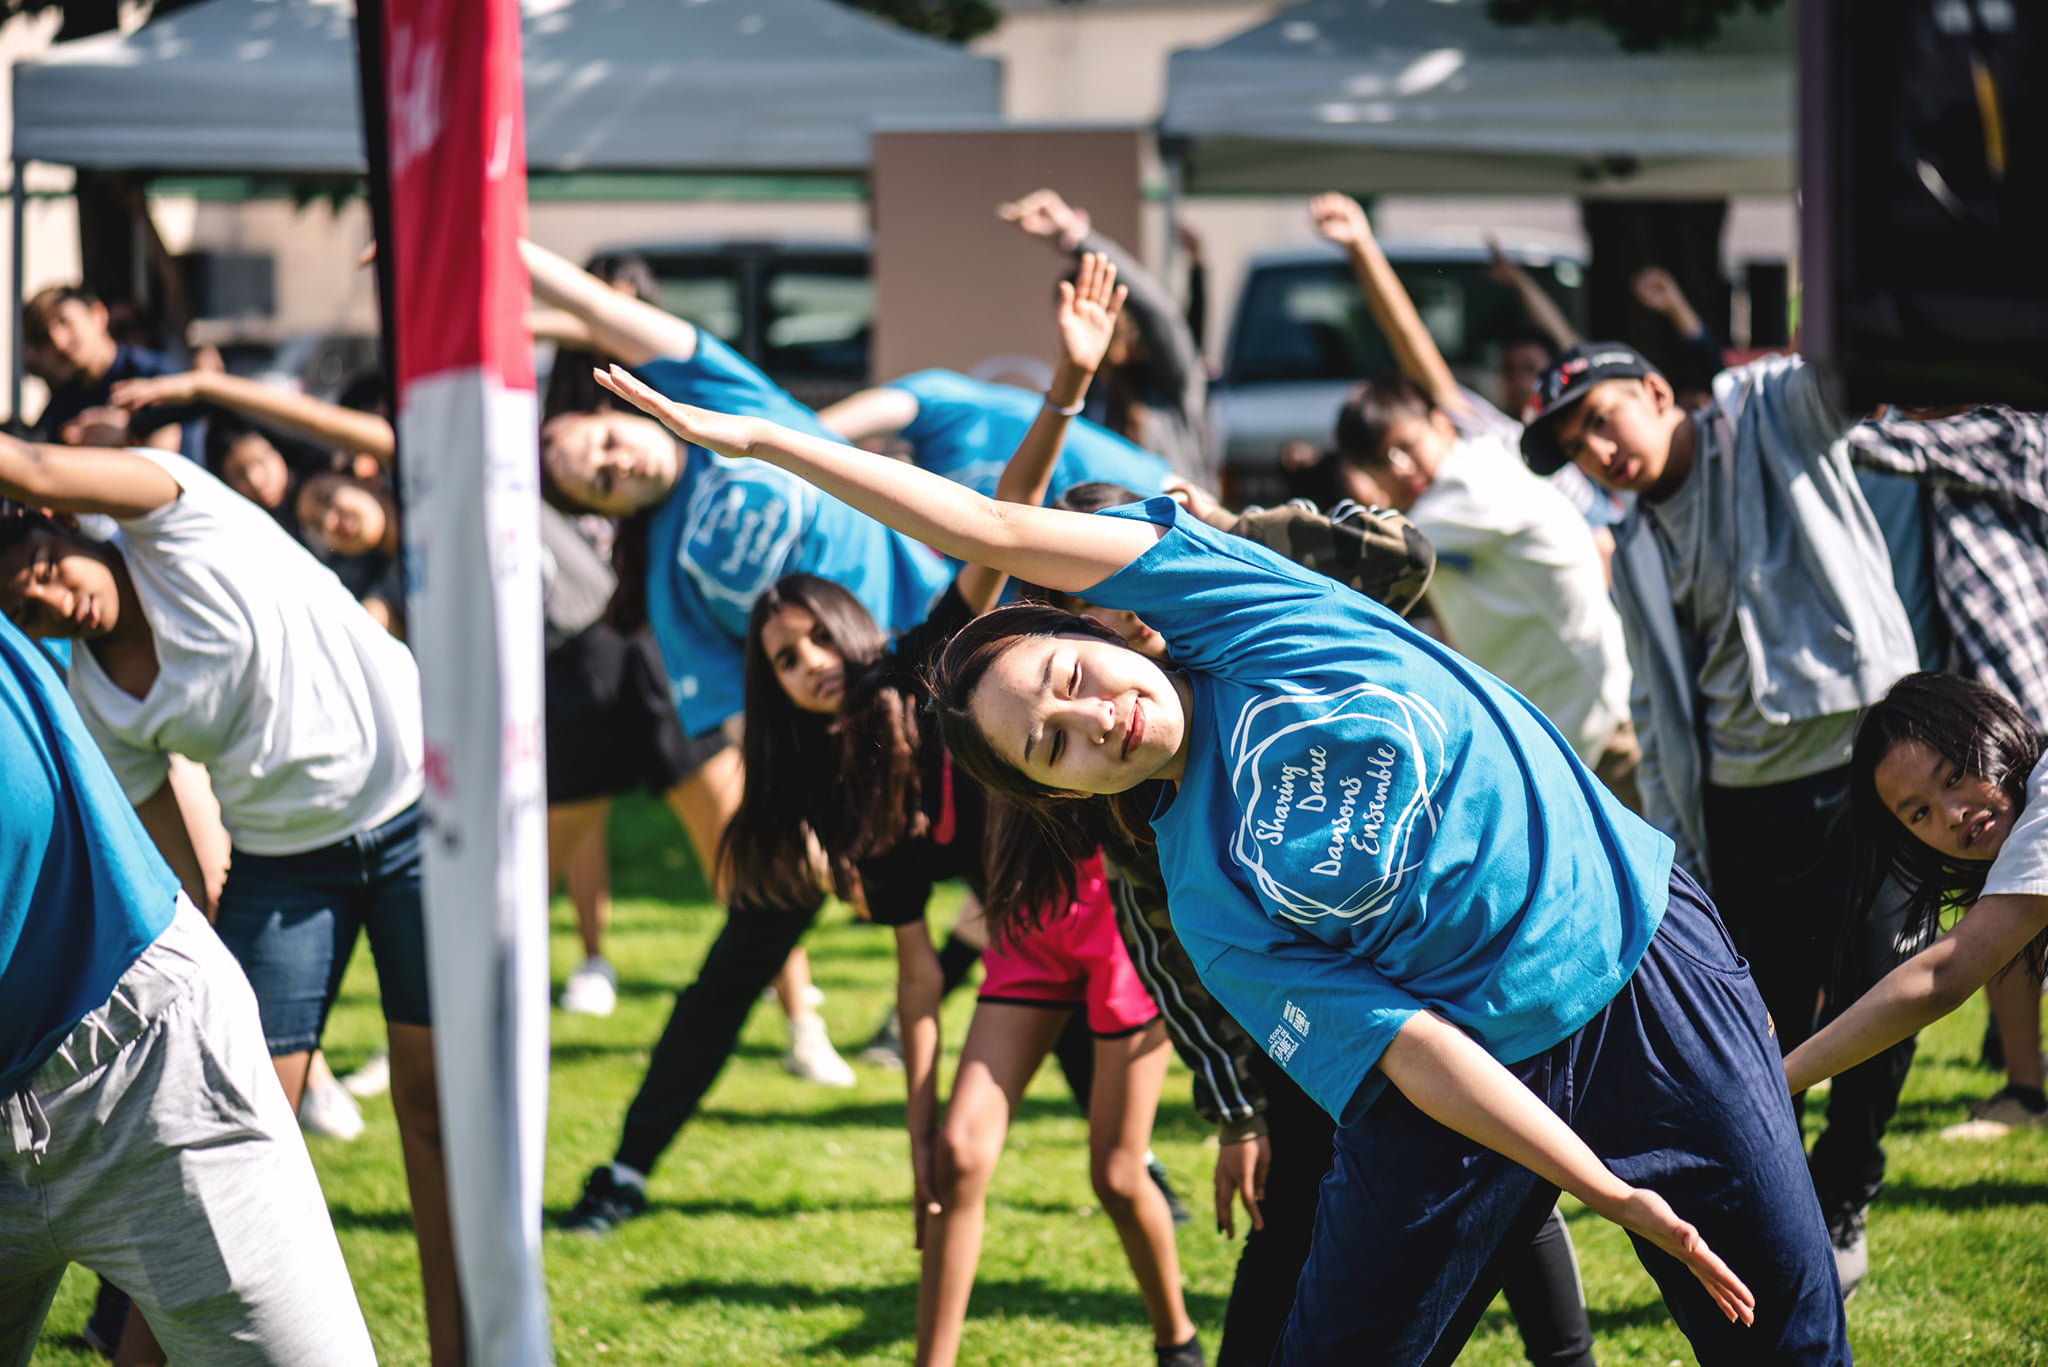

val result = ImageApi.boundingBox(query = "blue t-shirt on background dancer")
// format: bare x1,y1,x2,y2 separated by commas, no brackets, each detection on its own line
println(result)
637,336,952,738
0,617,180,1096
1084,499,1673,1123
884,369,1173,507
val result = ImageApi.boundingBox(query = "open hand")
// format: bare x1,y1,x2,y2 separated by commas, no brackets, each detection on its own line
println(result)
1309,193,1373,250
108,372,205,412
1055,252,1128,377
593,364,758,459
1213,1133,1269,1238
1597,1186,1756,1326
1000,188,1090,250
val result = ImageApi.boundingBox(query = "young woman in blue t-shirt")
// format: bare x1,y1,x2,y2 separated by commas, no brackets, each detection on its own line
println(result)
722,260,1203,1367
590,366,1858,1364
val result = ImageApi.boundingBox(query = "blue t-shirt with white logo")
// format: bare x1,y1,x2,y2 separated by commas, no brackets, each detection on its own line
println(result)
1086,498,1672,1123
638,337,951,736
0,618,180,1095
889,370,1172,506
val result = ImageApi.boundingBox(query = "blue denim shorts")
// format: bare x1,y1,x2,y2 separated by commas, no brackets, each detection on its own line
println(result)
212,803,430,1055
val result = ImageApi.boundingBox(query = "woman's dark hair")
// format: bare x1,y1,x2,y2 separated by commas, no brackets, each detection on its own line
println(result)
0,500,64,560
1850,671,2048,977
720,574,934,911
929,603,1165,941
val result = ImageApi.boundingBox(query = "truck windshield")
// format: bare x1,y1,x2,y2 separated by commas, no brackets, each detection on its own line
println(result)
1225,258,1582,386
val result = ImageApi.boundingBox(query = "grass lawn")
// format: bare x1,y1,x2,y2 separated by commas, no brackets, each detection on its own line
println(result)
29,793,2048,1365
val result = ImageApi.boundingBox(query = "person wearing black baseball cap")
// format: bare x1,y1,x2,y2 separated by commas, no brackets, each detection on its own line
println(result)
1522,339,1927,1301
1517,342,1680,491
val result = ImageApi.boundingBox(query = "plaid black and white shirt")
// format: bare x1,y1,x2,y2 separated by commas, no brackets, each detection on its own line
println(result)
1847,407,2048,725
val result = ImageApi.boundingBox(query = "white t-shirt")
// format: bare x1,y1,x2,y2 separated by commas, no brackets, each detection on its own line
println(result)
70,450,424,856
1409,433,1633,762
1982,752,2048,899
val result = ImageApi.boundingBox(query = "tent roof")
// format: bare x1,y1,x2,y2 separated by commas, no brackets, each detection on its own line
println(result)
1161,0,1792,195
13,0,1002,175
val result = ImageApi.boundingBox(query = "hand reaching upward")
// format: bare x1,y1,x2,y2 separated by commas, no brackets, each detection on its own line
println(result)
1000,188,1091,252
1055,252,1128,380
1309,193,1374,251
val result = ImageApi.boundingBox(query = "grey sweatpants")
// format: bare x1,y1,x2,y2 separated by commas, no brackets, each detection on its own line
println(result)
0,898,377,1366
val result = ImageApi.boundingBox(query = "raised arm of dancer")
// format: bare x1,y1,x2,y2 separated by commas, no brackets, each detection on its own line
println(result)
520,238,695,369
1379,1010,1757,1326
109,370,396,464
0,436,179,519
896,919,947,1247
1311,193,1463,416
1487,236,1580,352
591,373,1160,596
815,386,922,443
955,253,1129,613
1784,893,2048,1094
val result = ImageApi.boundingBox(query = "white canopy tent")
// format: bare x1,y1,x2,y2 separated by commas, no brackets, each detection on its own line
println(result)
1159,0,1793,196
12,0,1002,174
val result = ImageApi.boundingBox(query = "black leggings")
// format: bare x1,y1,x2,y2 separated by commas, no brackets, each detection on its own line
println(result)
1216,1051,1595,1367
1703,765,1917,1218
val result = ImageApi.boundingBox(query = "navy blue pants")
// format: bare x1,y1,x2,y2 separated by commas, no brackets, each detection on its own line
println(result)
1279,868,1849,1365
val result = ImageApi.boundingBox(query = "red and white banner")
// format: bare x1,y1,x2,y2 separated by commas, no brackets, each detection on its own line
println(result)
374,0,551,1359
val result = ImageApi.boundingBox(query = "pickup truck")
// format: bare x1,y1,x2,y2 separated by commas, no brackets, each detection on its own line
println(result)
1210,236,1586,505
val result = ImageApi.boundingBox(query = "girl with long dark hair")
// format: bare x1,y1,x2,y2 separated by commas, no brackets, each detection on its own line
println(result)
590,365,1864,1364
1785,673,2048,1128
722,259,1202,1367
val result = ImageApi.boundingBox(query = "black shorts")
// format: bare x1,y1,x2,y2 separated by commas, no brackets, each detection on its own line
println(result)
545,623,727,804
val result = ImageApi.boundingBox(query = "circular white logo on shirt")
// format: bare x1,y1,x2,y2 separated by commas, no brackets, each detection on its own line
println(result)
1228,682,1447,928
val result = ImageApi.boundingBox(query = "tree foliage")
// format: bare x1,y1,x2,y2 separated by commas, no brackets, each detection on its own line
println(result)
1487,0,1785,51
837,0,1000,45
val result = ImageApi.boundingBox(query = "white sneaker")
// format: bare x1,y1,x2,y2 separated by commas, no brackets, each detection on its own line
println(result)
340,1051,391,1100
561,955,619,1017
784,1013,856,1087
299,1077,366,1141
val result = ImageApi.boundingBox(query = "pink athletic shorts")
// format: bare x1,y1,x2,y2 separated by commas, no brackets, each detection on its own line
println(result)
978,853,1161,1036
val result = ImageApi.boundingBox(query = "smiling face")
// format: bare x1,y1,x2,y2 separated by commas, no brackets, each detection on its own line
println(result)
1,528,123,639
541,412,680,516
1556,376,1683,497
25,298,116,387
1873,738,2017,863
966,632,1188,795
297,473,390,556
760,603,847,715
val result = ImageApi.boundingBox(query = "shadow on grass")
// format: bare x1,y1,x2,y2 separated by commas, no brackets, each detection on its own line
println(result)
697,1096,1084,1130
326,1203,418,1234
643,1275,1225,1355
1876,1178,2048,1212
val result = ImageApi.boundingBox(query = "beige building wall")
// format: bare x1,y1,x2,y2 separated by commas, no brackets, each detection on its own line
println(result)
975,1,1277,123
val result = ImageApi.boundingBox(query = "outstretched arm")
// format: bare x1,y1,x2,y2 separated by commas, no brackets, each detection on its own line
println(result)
1784,893,2048,1093
1488,237,1579,351
1312,194,1463,415
1380,1011,1755,1326
520,238,694,369
955,252,1129,613
0,436,180,519
895,921,946,1248
592,370,1160,596
109,370,396,464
